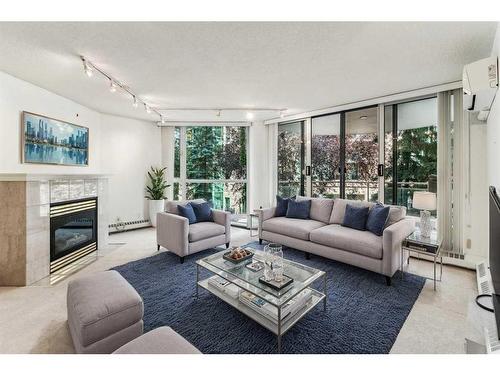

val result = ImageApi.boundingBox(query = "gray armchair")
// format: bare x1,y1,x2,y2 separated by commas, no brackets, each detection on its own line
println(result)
156,199,231,263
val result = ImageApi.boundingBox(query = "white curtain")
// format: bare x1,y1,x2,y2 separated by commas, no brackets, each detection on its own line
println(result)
437,89,466,254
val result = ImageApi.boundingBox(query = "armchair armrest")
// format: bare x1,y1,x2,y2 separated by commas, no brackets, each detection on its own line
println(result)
156,212,189,257
254,207,276,238
212,209,231,243
382,217,416,277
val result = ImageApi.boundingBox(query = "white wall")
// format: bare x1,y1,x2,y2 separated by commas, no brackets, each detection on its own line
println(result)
100,114,162,224
488,23,500,189
0,71,162,224
0,70,102,173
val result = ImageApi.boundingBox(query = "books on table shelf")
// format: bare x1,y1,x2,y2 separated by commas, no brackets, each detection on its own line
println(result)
207,275,239,299
239,288,313,325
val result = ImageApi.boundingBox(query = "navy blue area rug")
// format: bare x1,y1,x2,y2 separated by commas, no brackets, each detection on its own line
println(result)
112,242,425,354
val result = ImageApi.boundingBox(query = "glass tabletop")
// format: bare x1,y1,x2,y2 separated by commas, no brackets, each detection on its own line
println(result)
406,230,442,247
197,248,325,306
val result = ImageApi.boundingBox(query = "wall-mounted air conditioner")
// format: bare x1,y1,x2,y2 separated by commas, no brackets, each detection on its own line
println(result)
463,56,498,120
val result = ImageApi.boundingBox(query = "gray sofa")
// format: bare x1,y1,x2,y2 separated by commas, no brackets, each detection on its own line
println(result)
156,199,231,263
256,197,415,285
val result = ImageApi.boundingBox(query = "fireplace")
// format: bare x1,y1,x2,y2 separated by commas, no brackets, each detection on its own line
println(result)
50,198,98,273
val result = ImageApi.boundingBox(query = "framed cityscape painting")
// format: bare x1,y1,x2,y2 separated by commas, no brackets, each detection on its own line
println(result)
22,111,89,166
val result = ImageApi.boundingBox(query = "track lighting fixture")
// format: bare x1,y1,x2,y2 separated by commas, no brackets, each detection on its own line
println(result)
79,56,163,121
109,80,117,93
216,109,221,117
160,116,166,124
82,59,93,77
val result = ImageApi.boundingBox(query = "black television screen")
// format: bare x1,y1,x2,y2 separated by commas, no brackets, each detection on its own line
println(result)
490,186,500,294
489,186,500,339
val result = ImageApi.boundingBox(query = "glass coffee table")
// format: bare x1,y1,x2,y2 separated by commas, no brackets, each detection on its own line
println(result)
196,249,327,353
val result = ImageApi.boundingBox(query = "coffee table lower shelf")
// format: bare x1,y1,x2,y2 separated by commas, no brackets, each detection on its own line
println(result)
197,278,325,352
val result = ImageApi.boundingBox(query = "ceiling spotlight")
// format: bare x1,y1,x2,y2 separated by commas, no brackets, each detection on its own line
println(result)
216,109,221,117
280,110,285,118
145,104,151,114
132,96,138,108
246,112,254,120
82,60,93,77
109,80,117,93
160,116,166,124
359,115,368,120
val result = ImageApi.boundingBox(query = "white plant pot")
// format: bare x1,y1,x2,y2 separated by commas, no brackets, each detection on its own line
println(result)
149,199,165,227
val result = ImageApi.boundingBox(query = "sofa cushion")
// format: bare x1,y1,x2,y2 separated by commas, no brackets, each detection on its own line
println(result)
385,205,407,228
330,198,374,224
342,204,369,231
310,224,383,259
296,196,334,224
166,199,205,215
177,203,197,224
191,201,213,222
188,221,225,242
275,195,292,217
67,270,144,347
113,327,201,354
286,199,311,219
262,217,326,241
366,203,390,236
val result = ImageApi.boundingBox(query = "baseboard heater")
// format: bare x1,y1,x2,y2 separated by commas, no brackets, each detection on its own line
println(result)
109,219,151,233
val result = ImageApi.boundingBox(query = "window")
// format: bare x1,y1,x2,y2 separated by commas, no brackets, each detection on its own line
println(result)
174,126,248,222
277,121,304,197
384,97,438,216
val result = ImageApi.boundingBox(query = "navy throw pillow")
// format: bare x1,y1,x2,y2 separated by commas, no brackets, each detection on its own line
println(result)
191,201,213,222
286,199,311,219
275,195,290,217
342,204,369,231
177,203,197,224
366,203,390,236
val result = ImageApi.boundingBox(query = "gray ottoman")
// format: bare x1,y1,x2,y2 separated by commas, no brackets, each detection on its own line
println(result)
67,270,144,354
113,327,201,354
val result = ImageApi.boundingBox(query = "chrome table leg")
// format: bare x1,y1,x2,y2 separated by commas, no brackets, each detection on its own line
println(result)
323,274,327,312
277,306,282,354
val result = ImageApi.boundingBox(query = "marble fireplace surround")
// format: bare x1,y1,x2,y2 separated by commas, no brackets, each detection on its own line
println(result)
0,174,109,286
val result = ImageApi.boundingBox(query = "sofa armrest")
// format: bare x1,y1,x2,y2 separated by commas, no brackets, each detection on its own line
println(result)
382,218,416,277
156,212,189,257
254,207,276,238
212,209,231,244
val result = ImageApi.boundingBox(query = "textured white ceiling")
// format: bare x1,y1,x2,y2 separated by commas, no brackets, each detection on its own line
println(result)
0,22,496,122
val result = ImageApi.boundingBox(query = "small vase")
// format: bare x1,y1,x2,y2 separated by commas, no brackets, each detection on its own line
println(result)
149,199,165,227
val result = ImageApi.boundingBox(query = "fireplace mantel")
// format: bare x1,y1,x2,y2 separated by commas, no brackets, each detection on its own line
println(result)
0,173,111,181
0,175,109,286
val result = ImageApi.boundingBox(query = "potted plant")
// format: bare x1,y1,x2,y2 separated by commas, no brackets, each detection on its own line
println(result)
145,166,170,227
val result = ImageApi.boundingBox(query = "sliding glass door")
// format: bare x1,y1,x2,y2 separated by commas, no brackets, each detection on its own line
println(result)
309,106,379,201
384,97,438,216
276,98,437,209
344,107,379,201
311,114,341,198
277,121,305,197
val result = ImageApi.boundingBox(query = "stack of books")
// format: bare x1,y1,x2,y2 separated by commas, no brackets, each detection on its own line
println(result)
239,289,312,325
207,276,239,299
